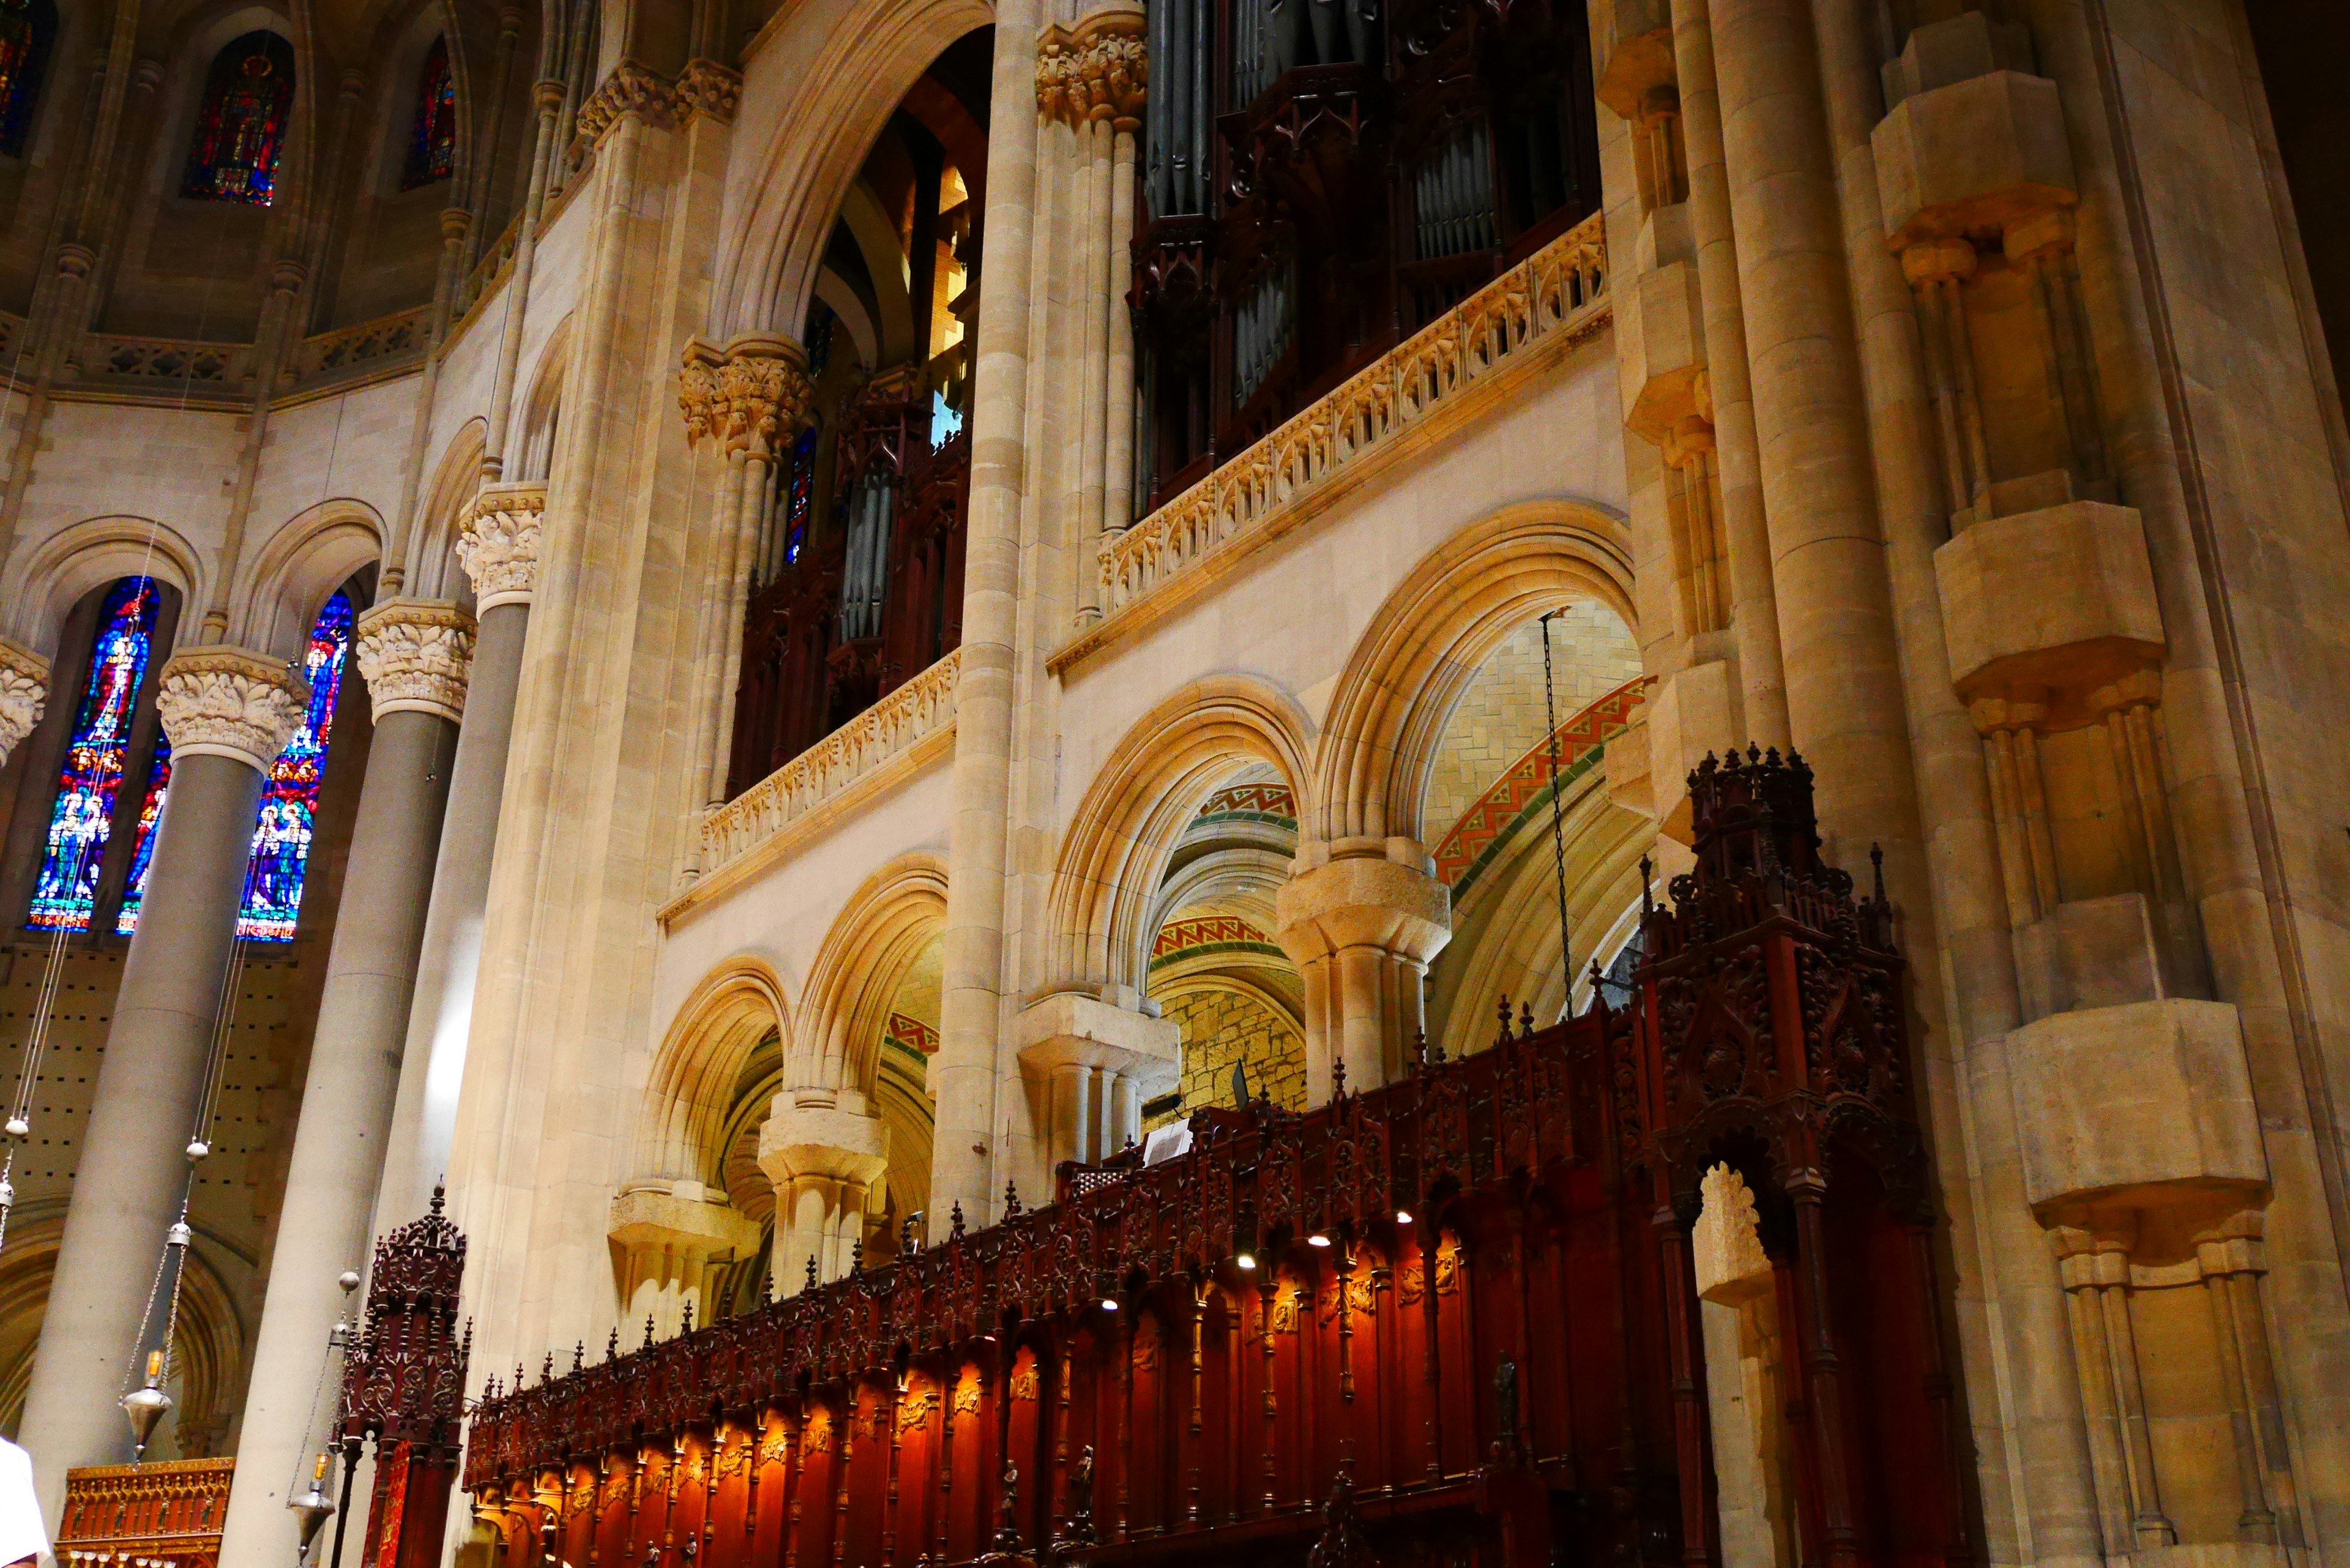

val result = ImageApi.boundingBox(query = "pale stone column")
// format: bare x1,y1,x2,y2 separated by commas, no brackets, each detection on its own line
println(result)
609,1181,760,1337
482,80,569,478
1274,857,1450,1100
0,637,48,766
217,601,471,1567
375,487,541,1228
1693,1165,1795,1568
1011,993,1179,1178
17,648,305,1529
760,1099,890,1293
934,0,1045,1227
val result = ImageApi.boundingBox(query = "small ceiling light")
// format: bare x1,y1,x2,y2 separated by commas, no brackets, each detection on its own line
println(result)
1101,1297,1119,1312
1395,1210,1414,1225
1235,1252,1257,1271
1307,1232,1332,1248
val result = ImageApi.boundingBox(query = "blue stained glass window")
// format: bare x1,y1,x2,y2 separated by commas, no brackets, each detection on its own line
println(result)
180,32,294,205
236,591,352,941
28,578,160,931
401,35,456,190
113,735,171,935
0,0,59,160
785,424,818,565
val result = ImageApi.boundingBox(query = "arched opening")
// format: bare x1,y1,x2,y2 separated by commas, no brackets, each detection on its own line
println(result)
725,28,992,796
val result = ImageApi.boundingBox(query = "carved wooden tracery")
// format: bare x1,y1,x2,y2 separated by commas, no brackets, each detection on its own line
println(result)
465,755,1968,1568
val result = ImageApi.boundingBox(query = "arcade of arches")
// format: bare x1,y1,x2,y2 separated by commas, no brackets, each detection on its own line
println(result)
1,1,2349,1567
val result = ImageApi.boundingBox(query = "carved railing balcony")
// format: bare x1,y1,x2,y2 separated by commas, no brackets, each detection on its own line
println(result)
474,751,1968,1568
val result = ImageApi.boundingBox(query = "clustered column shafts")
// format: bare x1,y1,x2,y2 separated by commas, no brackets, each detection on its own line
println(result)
215,601,472,1568
17,649,307,1528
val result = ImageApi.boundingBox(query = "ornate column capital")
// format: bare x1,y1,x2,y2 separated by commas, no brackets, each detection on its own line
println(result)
576,59,677,144
460,482,546,610
676,58,743,126
355,599,476,724
0,637,51,766
157,646,310,772
1037,16,1147,129
678,335,815,458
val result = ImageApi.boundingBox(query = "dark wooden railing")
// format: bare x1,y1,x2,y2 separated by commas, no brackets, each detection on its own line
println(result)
463,749,1968,1568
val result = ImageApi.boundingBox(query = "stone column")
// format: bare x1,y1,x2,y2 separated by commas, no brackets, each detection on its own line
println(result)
608,1181,760,1337
760,1099,890,1293
0,637,48,766
934,0,1045,1227
1011,993,1179,1177
217,601,471,1567
1693,1164,1796,1568
375,487,540,1229
1274,856,1450,1100
17,648,305,1528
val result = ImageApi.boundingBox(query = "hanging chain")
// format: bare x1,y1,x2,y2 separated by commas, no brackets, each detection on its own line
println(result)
1540,613,1573,1014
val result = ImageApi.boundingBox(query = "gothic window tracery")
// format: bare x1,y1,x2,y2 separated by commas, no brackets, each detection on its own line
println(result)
402,34,457,190
237,590,354,941
27,578,160,931
179,32,295,205
0,0,57,159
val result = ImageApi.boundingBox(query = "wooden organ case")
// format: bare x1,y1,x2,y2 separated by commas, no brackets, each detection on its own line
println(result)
462,750,1972,1568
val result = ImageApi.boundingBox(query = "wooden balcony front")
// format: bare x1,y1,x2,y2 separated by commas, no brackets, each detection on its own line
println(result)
57,1456,234,1568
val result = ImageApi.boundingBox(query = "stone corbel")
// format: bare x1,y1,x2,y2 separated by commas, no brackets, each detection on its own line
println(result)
608,1179,763,1338
679,334,816,459
576,59,677,144
354,599,476,724
156,646,310,772
461,482,546,610
676,59,744,127
1274,853,1450,1099
0,637,51,767
759,1095,890,1291
1036,13,1146,130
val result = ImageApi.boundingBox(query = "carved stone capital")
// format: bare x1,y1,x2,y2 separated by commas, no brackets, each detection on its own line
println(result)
679,335,814,457
1037,15,1147,129
676,58,743,126
355,599,475,723
576,59,676,144
157,646,310,772
461,482,546,610
0,637,51,766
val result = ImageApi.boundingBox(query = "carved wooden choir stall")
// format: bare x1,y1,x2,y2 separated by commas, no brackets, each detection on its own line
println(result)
459,750,1966,1568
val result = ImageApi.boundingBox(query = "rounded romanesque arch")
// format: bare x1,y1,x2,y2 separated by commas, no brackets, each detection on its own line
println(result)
708,0,993,343
1307,499,1634,855
639,956,795,1189
0,516,205,655
1045,675,1313,999
232,499,386,658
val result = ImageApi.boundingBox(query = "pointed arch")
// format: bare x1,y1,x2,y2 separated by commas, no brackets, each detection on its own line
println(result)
233,499,384,657
1309,499,1634,854
410,419,488,602
1045,675,1315,998
641,957,796,1187
796,854,950,1099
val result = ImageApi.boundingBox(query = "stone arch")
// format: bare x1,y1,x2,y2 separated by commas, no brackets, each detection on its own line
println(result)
513,311,573,482
408,418,487,602
796,853,950,1099
707,0,992,341
1308,499,1634,854
233,499,386,656
0,516,205,654
1045,676,1313,999
639,955,794,1187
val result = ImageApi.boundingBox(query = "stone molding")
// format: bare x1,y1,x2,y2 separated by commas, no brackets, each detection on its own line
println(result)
687,648,961,894
1058,214,1610,673
676,58,743,125
354,599,476,724
156,646,310,772
461,482,546,610
0,637,50,767
679,335,815,457
576,59,676,143
1037,13,1147,129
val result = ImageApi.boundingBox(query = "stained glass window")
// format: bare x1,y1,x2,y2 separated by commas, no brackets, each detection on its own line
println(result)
785,424,818,566
112,737,171,935
180,31,294,205
0,0,58,160
237,591,353,941
27,578,160,932
401,35,457,190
